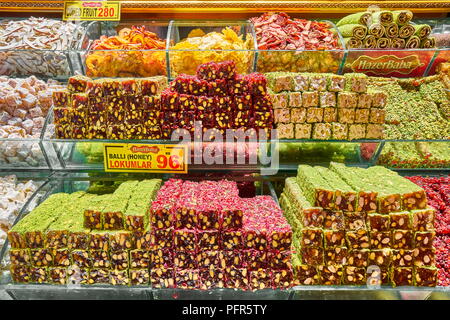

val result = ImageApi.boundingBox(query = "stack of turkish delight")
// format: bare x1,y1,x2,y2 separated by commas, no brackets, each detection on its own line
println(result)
52,75,167,139
160,61,274,139
149,179,292,290
279,163,437,287
267,72,386,140
407,176,450,286
8,179,162,285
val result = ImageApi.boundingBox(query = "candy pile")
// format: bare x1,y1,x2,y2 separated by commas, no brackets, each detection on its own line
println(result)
0,17,84,77
250,13,342,73
0,175,39,250
406,176,450,286
267,72,385,140
378,142,450,169
336,10,434,49
0,76,64,166
86,25,167,78
150,179,292,290
369,76,450,140
52,75,167,139
280,163,437,287
169,27,254,77
161,61,273,138
8,180,162,285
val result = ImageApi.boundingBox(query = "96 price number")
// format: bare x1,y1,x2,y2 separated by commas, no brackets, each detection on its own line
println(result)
157,153,181,170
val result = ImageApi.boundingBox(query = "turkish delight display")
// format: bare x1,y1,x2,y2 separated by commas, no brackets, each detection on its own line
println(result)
53,75,168,139
266,72,385,140
160,62,273,139
279,163,437,287
407,175,450,286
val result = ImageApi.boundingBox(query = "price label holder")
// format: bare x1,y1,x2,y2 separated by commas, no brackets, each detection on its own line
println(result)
63,1,121,21
103,143,188,173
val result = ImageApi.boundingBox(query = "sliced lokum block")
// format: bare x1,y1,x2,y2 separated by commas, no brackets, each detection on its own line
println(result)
277,123,294,139
268,250,291,270
109,231,134,251
88,268,109,284
67,267,89,284
414,231,435,248
312,123,332,140
354,109,370,123
309,74,328,91
319,265,343,285
221,230,242,250
302,92,319,108
175,269,200,289
109,269,129,286
413,248,435,267
300,246,324,266
229,74,249,95
68,75,92,93
368,249,391,268
293,74,309,91
292,258,320,285
249,269,271,290
412,208,435,231
337,92,358,108
306,108,323,123
174,251,197,269
272,269,294,289
390,212,411,230
150,267,174,288
110,250,129,270
348,124,366,140
344,73,367,93
347,249,369,268
30,267,48,283
153,228,173,249
369,90,387,108
338,108,355,124
253,94,273,111
220,250,242,268
295,124,312,139
54,249,70,267
246,73,267,96
200,267,226,289
225,267,249,289
391,267,413,287
320,92,336,107
289,92,302,107
52,90,70,108
300,228,323,247
160,89,179,111
174,229,196,252
266,72,294,93
91,250,111,269
414,266,437,287
324,230,346,248
325,247,348,265
343,266,366,285
274,108,290,124
367,267,390,286
31,249,53,267
11,265,30,283
129,250,150,269
71,250,91,268
392,230,414,249
392,249,414,267
72,107,88,125
208,79,228,97
53,107,72,124
328,75,345,92
150,249,173,268
365,124,384,139
357,93,372,108
331,123,348,140
269,92,289,109
344,212,367,231
323,107,337,123
370,231,391,249
233,94,252,111
130,269,150,286
290,108,306,123
48,267,67,284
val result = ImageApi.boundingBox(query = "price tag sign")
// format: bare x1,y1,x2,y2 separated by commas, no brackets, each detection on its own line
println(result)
103,143,188,173
63,1,121,21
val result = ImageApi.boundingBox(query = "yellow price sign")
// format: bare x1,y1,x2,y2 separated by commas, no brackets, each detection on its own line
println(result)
63,1,121,21
103,143,188,173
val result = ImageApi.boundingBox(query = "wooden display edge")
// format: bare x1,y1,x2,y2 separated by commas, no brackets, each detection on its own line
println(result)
0,0,450,14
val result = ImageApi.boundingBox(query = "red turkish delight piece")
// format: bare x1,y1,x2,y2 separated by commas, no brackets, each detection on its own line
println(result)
150,267,175,288
221,230,243,250
143,95,160,111
175,269,200,289
224,267,249,289
200,267,226,289
245,73,267,96
233,95,252,111
174,229,197,251
229,74,249,95
174,251,197,269
249,269,271,290
220,250,242,268
197,62,220,81
208,79,228,97
268,250,291,270
160,89,179,111
252,94,272,111
150,249,173,268
197,231,220,250
244,249,267,270
153,228,173,249
272,269,294,289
